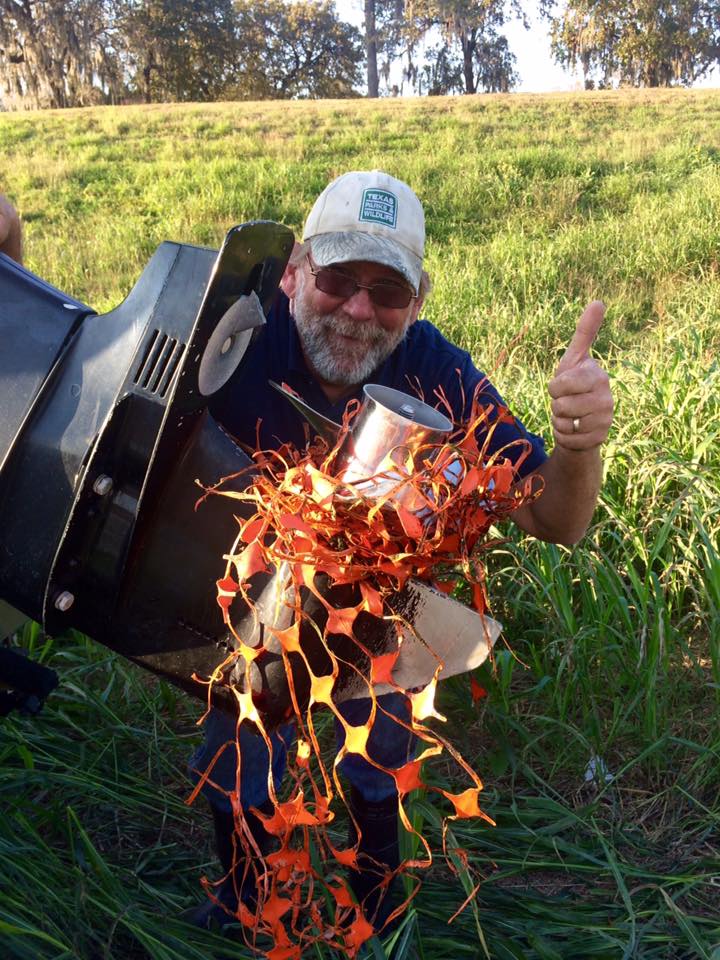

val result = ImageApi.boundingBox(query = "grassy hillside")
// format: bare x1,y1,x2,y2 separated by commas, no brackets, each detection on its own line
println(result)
1,90,719,960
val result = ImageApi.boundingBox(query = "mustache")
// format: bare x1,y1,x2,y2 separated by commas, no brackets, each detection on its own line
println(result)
320,313,386,345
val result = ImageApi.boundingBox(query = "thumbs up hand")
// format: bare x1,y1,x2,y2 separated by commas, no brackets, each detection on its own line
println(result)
548,301,613,452
0,195,23,265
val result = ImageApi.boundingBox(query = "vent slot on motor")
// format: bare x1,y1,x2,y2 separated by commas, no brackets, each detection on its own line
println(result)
133,330,186,398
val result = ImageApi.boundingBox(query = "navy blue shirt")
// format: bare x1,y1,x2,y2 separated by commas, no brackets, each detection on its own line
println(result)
210,292,547,477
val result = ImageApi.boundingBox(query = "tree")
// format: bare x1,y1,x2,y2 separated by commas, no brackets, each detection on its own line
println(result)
121,0,238,103
0,0,124,109
418,30,517,94
544,1,720,87
473,28,518,90
0,0,364,108
233,0,363,100
420,40,463,93
365,0,380,96
363,0,408,97
407,0,521,94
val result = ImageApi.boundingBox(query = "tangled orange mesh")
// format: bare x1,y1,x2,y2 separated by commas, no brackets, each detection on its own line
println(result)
187,381,542,957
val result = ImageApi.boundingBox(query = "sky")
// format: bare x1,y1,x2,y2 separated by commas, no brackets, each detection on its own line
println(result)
335,0,720,94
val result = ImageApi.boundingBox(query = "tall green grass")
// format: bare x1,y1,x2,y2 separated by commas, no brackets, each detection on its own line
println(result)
1,90,719,959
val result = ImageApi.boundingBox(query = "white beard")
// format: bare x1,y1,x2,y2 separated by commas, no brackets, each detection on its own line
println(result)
292,273,411,387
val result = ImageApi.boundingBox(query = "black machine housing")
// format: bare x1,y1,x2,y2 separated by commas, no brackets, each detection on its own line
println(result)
0,224,295,716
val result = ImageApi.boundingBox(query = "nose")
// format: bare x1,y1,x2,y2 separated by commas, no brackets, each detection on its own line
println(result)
341,286,375,322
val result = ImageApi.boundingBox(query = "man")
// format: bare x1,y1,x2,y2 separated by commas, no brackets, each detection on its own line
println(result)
0,172,613,932
188,170,613,930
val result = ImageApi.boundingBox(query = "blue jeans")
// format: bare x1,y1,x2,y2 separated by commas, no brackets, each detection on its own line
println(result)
188,693,417,813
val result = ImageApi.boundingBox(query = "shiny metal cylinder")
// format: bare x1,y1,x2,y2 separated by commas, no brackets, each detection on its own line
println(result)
338,384,452,505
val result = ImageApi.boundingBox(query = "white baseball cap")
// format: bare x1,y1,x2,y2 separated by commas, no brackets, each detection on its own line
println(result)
302,170,425,293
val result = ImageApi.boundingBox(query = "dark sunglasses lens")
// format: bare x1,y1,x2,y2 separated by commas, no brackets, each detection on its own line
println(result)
371,284,412,309
314,270,357,299
314,267,412,309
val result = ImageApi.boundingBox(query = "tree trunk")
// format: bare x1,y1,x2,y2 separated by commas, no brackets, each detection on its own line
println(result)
143,46,161,104
461,31,476,94
365,0,379,98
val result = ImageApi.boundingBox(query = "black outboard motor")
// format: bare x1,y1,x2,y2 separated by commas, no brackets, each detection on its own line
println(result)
0,223,294,716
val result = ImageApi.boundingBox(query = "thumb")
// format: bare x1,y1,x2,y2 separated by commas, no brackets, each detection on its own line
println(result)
556,300,605,374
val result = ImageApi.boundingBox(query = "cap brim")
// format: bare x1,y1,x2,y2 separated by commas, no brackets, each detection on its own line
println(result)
309,232,422,294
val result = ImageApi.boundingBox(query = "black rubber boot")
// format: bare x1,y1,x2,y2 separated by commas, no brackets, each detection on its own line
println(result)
347,785,401,932
183,801,273,929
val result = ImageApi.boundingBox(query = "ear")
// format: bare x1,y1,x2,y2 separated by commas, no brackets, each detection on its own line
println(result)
408,290,425,326
280,242,304,298
407,269,429,325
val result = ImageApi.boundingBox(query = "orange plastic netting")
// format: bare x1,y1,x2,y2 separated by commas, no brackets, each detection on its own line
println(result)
188,382,542,957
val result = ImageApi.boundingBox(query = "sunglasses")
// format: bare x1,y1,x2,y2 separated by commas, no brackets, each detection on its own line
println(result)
307,255,416,310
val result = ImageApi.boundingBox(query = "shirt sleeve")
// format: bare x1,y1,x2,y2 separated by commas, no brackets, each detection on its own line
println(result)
438,351,547,479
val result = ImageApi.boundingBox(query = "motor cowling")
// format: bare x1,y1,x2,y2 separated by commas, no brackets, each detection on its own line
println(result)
0,224,295,716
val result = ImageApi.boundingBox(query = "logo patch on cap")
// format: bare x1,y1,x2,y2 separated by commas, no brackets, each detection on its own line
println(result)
358,188,397,229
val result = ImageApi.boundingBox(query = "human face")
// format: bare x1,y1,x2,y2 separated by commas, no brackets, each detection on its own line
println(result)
291,257,421,389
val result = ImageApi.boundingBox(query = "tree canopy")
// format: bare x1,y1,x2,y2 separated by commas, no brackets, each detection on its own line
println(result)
0,0,362,108
407,0,521,95
1,0,718,108
545,0,720,88
0,0,124,109
121,0,239,104
233,0,363,100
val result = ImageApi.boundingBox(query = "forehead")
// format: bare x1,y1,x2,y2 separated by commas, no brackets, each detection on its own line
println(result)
320,258,408,287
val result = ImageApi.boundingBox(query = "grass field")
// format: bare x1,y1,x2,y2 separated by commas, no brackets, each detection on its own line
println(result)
1,89,719,959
